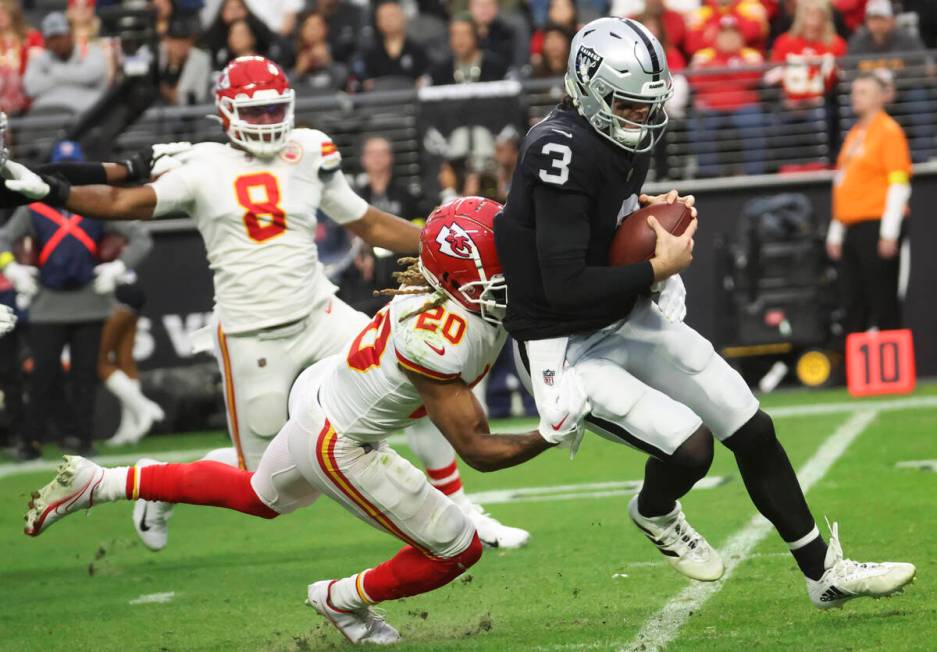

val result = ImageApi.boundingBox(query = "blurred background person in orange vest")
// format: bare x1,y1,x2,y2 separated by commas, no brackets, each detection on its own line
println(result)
826,70,912,338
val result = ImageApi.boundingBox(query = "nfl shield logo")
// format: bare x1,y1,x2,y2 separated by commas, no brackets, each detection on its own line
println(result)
542,369,556,386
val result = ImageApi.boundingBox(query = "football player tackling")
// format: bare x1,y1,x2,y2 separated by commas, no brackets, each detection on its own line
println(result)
3,56,528,549
24,198,584,644
496,17,914,608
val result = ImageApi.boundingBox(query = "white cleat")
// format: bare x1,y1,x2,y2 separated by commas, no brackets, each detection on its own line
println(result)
24,456,104,537
462,501,530,549
306,580,401,645
628,495,724,582
807,521,916,609
133,499,173,551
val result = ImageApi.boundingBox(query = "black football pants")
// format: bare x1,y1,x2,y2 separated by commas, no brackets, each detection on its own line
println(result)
26,321,103,447
840,220,905,335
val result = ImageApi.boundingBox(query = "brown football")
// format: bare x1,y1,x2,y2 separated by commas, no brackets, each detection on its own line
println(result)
608,201,695,266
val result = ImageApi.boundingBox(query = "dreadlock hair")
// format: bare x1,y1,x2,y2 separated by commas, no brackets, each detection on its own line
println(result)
373,257,448,321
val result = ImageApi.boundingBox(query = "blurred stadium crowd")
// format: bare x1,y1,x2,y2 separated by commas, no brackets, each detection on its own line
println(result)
0,0,933,180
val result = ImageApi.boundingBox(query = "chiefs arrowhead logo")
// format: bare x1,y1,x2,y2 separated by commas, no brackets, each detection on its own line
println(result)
435,223,478,260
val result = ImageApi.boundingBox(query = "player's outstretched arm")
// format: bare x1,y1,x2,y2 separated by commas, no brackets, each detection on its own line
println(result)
65,185,159,221
3,159,157,219
344,205,421,254
406,369,554,472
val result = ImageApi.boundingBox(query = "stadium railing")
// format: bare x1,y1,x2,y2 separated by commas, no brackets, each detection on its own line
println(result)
7,51,935,189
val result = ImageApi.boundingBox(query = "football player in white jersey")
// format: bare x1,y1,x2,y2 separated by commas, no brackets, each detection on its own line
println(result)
25,198,586,645
3,56,528,550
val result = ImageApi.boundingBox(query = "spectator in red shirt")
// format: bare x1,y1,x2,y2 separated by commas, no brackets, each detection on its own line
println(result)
689,15,767,176
0,0,42,115
768,0,846,105
765,0,846,170
686,0,769,55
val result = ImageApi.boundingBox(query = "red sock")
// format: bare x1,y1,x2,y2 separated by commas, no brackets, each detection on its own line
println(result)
362,534,482,602
125,462,278,519
426,460,463,496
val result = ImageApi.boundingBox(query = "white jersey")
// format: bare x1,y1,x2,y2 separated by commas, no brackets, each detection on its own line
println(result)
150,128,368,334
317,294,507,442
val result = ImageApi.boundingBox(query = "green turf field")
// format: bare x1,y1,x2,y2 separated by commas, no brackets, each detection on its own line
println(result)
2,385,936,651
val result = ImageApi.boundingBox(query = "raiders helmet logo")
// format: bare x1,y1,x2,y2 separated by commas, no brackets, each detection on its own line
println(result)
435,223,477,260
576,46,603,84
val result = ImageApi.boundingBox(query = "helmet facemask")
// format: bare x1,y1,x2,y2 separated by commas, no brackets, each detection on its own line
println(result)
565,73,672,153
417,255,507,326
218,88,295,158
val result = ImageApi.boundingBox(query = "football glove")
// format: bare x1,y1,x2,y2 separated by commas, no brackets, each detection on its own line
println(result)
93,259,127,295
2,160,71,206
121,142,192,182
2,261,39,297
651,274,687,323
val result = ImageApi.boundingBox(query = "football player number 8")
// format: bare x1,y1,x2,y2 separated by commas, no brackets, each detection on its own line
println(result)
538,143,572,185
234,173,287,242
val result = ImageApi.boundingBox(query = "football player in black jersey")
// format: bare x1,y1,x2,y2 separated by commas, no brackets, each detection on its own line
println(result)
495,17,914,608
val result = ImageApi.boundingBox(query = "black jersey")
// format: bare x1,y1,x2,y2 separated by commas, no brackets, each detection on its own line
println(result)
494,105,655,341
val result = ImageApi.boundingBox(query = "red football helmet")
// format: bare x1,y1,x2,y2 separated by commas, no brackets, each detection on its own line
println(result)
214,56,295,158
419,196,507,325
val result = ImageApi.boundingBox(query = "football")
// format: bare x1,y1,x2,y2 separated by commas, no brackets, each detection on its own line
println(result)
609,201,695,266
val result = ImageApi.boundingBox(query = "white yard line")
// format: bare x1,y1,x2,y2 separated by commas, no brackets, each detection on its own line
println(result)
129,591,176,605
621,409,879,652
467,476,729,506
1,394,931,480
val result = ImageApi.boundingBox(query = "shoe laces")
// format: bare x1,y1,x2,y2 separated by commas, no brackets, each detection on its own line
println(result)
822,519,884,581
657,511,706,556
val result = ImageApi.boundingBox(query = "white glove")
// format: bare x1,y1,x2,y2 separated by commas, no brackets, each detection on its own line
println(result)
0,304,16,336
93,259,127,295
2,160,50,200
651,274,687,323
537,367,591,442
150,141,192,178
3,261,39,296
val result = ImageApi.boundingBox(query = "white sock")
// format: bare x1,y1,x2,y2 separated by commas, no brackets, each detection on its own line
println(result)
105,370,150,415
329,572,371,611
96,466,131,502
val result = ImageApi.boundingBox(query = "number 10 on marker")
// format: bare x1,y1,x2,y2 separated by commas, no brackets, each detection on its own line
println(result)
845,329,916,397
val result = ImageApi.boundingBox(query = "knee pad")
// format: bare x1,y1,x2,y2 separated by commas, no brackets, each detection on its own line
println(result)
723,410,776,454
672,427,715,471
245,392,288,439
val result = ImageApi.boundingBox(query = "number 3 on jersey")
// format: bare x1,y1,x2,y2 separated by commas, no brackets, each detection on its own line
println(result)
234,172,287,242
538,142,572,185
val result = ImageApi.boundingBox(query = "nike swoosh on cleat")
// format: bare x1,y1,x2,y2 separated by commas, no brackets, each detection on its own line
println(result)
139,504,151,532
